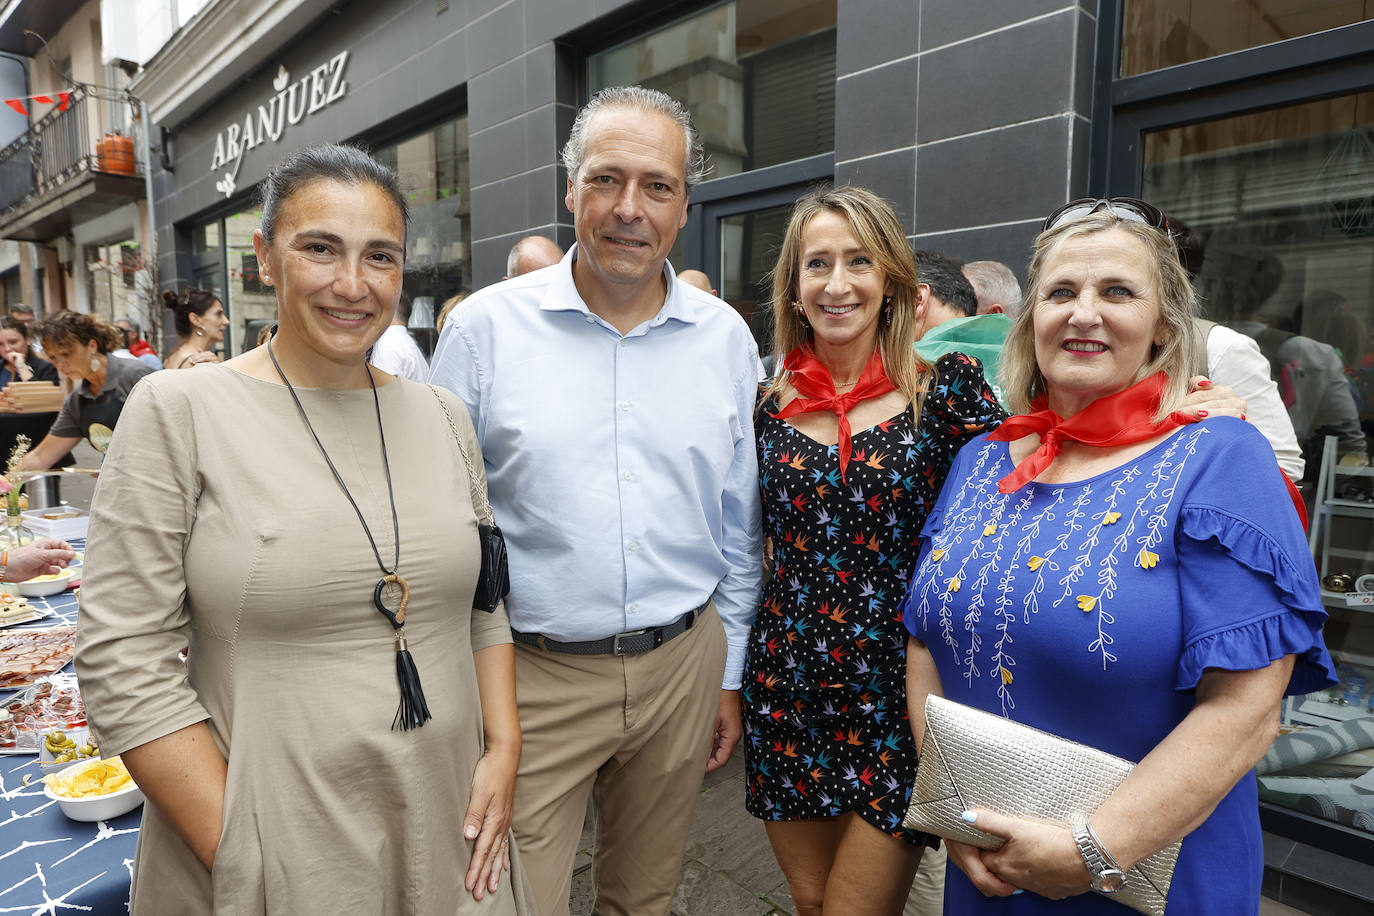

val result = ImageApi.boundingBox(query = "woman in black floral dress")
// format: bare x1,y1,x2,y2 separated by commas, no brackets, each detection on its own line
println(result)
742,187,1005,914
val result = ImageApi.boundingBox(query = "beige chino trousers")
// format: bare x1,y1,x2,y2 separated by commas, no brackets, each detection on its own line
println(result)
511,603,727,916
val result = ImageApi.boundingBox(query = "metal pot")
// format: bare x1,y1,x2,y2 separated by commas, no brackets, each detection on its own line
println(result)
25,475,60,510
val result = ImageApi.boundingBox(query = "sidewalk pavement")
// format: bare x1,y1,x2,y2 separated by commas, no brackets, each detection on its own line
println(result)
570,751,1314,916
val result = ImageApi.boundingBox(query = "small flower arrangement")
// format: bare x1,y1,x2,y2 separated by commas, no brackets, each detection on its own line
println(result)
2,435,30,512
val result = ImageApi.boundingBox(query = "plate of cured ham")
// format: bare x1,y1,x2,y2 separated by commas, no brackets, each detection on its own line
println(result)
0,625,76,692
0,674,86,754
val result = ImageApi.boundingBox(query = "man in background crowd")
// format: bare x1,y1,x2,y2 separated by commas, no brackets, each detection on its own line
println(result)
962,259,1022,316
505,235,563,278
113,317,163,369
911,249,1012,400
677,269,716,296
369,292,429,382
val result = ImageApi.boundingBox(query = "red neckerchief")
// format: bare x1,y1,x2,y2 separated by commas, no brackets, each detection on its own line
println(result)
773,346,895,482
987,372,1194,493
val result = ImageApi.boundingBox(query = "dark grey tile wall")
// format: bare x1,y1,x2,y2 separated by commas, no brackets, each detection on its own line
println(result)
833,1,1093,285
154,0,1093,293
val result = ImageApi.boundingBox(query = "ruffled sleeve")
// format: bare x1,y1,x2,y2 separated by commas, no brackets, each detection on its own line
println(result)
1174,420,1336,696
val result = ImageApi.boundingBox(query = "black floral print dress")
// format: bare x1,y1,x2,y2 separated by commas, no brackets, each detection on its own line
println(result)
742,352,1006,842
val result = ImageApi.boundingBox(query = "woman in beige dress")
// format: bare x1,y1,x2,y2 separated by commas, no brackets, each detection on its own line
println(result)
77,144,532,915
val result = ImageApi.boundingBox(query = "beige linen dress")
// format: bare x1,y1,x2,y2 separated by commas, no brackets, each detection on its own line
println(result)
76,365,534,915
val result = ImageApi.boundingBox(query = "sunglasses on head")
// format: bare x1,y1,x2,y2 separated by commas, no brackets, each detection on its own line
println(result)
1041,197,1169,233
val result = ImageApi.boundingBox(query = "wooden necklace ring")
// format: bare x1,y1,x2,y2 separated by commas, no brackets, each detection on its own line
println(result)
373,573,411,627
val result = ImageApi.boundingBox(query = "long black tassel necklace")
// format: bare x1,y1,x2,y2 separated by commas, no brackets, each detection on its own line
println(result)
268,335,431,730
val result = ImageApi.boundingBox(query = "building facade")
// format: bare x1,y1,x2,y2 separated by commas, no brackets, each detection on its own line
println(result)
0,0,153,329
1,0,1372,909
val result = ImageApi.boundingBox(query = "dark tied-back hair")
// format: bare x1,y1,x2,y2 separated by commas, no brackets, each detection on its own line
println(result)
258,144,410,244
33,311,125,355
161,287,219,338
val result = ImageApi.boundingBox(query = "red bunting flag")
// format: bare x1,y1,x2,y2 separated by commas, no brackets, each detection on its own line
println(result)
2,91,72,117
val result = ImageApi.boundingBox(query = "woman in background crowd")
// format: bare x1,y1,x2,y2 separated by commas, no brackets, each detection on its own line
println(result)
161,287,230,369
19,311,155,468
902,199,1334,913
0,317,57,387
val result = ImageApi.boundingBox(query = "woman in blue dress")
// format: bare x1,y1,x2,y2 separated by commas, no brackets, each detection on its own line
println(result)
901,199,1336,914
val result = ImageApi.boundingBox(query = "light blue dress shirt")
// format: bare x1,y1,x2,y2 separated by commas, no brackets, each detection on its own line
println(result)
429,249,763,689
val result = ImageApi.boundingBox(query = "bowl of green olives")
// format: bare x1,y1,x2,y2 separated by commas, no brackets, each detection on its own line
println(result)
39,729,98,771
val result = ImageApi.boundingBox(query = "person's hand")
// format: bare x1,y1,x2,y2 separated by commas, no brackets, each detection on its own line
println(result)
706,689,742,772
956,809,1092,900
462,746,517,900
1181,377,1246,421
946,837,1021,897
3,538,75,581
187,350,220,367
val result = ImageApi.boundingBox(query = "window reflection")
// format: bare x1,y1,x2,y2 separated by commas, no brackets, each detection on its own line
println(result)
720,203,792,355
1144,90,1374,838
85,240,139,325
589,0,836,176
1122,0,1374,77
225,205,277,352
372,114,470,354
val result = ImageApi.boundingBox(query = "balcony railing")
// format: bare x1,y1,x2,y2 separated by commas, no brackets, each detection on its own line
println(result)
0,86,144,217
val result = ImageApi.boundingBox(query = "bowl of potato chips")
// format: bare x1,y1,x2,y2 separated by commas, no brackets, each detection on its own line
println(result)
18,567,76,598
41,754,143,821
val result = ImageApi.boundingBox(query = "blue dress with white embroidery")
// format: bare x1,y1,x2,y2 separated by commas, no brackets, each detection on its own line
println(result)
901,417,1335,914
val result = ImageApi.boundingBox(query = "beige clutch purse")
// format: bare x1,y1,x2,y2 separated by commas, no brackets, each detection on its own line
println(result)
902,694,1181,916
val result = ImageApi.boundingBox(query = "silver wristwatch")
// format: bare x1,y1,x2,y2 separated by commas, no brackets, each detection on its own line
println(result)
1072,822,1127,893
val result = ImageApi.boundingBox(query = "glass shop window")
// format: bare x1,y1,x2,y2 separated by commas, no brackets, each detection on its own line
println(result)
1143,90,1374,838
372,113,470,356
588,0,837,179
1121,0,1374,77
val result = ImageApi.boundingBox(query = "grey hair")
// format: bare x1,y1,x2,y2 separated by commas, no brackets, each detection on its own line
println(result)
561,86,708,192
259,143,409,244
963,260,1023,317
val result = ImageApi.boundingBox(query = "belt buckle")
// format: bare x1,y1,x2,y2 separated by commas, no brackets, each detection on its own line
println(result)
612,627,649,656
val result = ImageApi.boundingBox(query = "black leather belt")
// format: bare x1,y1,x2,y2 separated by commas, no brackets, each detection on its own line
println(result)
512,607,699,656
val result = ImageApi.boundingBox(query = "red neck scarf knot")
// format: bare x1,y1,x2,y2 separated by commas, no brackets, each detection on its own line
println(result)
987,372,1193,493
773,345,896,482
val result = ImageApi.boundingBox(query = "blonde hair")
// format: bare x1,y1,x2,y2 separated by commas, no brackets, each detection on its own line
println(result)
1001,210,1196,420
765,186,929,410
436,293,468,334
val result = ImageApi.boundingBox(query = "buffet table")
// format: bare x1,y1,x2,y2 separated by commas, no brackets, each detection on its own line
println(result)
0,542,142,915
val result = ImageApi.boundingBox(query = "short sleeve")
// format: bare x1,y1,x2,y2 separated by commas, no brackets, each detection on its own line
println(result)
48,389,82,438
76,378,211,756
1174,420,1336,696
925,352,1008,437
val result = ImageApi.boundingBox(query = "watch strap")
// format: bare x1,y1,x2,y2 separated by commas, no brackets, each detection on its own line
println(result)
1073,822,1127,893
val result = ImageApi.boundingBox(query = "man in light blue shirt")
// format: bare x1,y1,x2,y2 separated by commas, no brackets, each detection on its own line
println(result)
429,86,762,916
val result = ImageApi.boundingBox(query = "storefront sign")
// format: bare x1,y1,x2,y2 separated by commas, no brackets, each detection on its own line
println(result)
209,51,350,198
